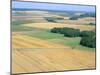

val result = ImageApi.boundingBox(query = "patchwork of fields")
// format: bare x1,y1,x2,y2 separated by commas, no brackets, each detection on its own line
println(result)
12,34,68,49
12,10,96,74
23,23,95,31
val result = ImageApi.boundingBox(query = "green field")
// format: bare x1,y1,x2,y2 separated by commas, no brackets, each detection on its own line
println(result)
12,18,95,51
24,29,95,51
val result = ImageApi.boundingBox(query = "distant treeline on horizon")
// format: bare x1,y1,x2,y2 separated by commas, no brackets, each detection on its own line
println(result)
12,8,96,13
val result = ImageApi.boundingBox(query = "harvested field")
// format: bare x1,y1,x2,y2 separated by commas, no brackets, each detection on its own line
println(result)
12,34,95,74
12,34,68,49
23,23,95,31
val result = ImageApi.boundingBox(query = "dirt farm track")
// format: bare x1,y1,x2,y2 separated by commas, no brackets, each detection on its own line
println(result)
12,34,96,74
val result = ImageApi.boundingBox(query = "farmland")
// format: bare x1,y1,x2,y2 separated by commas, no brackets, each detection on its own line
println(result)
23,23,95,31
13,49,95,74
12,28,95,51
12,34,95,74
12,10,96,74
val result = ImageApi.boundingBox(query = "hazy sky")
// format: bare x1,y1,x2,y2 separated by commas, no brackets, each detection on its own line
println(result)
12,1,96,12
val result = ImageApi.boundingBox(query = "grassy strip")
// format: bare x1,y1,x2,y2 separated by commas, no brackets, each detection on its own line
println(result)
26,29,95,51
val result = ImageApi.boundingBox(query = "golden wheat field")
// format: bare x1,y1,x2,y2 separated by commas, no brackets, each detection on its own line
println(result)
23,23,95,31
12,34,95,74
12,34,68,49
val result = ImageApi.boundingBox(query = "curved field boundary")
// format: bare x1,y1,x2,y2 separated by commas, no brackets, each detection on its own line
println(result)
12,34,68,49
23,23,95,31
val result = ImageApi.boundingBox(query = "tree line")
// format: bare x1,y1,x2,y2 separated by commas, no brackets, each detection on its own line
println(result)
51,27,96,48
69,13,96,20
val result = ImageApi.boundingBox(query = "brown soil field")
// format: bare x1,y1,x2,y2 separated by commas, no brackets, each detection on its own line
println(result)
12,34,95,74
23,23,95,31
63,17,95,25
